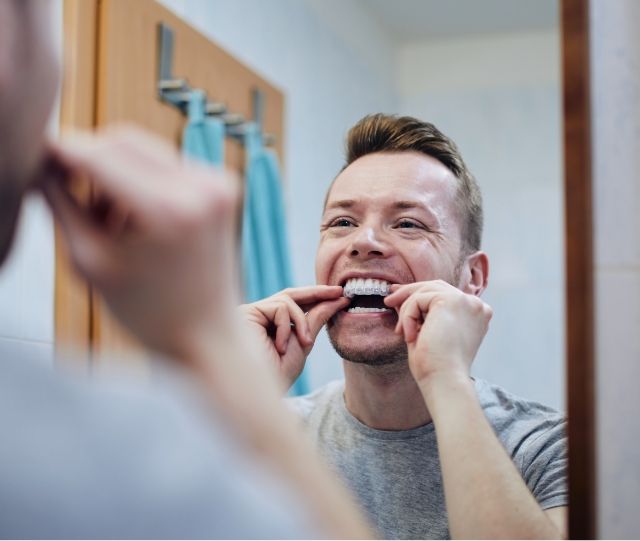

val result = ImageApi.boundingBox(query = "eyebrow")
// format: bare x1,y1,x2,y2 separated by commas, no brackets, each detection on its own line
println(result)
325,199,432,212
393,200,428,210
325,199,357,211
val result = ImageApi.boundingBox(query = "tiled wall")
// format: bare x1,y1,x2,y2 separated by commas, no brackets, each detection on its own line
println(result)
591,0,640,537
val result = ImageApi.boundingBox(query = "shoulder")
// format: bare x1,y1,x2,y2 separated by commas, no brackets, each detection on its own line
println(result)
475,379,566,452
476,378,565,426
286,379,345,421
474,379,568,508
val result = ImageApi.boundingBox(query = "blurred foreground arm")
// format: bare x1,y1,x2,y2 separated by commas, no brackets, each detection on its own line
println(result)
41,126,373,539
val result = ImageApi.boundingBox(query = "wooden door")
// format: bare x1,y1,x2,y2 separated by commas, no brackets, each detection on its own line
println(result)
56,0,285,371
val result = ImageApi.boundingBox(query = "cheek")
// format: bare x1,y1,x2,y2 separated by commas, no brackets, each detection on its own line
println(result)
315,241,338,284
401,249,443,282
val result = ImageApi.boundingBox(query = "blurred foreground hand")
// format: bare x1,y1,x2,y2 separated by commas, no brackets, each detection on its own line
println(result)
41,125,239,363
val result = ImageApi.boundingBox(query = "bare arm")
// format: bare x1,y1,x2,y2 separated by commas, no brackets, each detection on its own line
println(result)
386,280,566,539
422,373,565,539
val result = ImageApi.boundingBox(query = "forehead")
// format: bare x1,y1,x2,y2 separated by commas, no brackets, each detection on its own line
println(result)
326,151,458,212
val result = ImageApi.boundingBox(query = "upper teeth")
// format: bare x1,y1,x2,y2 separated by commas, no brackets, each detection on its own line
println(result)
343,278,390,298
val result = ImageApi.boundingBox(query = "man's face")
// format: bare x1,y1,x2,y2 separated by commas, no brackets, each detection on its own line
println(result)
0,0,60,264
315,151,464,366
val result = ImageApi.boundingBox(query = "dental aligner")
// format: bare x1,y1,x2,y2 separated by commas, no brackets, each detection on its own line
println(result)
343,278,390,298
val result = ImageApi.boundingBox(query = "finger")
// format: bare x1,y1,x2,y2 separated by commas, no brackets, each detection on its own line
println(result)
55,126,179,178
385,283,422,307
403,316,420,344
273,305,293,355
307,297,351,339
280,297,312,346
398,292,440,343
385,280,452,307
281,285,344,306
403,306,425,344
49,136,175,211
91,190,135,236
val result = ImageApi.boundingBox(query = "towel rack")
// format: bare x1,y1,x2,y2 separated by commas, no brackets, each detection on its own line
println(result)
156,23,276,146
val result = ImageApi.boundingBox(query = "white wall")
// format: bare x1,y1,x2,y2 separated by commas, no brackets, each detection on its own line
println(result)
0,0,62,367
157,0,398,390
591,0,640,536
397,30,565,409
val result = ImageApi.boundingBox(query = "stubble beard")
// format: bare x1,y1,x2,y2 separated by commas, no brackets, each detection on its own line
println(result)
327,320,408,367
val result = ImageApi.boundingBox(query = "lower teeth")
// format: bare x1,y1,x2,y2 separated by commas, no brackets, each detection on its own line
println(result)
347,307,391,313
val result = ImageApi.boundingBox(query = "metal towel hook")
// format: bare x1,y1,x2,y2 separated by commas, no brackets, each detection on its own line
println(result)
156,22,276,146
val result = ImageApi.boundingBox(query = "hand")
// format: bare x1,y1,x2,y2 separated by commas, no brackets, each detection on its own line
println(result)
239,286,349,388
40,125,240,362
384,280,492,386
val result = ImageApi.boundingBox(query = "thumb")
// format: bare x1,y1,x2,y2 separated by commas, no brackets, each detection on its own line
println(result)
306,297,350,340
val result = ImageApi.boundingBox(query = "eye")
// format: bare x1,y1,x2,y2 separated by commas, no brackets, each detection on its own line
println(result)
395,219,423,229
330,217,356,227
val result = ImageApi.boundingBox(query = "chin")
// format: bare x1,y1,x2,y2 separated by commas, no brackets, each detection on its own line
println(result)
327,321,408,366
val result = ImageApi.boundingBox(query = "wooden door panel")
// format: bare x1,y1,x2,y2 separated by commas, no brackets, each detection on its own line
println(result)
58,0,285,370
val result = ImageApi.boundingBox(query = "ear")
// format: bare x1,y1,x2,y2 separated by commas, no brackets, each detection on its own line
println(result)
458,251,489,297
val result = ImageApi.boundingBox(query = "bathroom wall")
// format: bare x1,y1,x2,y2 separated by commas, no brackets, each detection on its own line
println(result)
396,29,565,409
590,0,640,536
0,0,62,367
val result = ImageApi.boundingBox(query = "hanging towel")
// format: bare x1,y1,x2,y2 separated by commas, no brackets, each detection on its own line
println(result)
182,89,225,166
241,123,308,396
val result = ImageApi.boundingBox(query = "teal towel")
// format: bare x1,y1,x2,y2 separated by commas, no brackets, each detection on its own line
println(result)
241,123,308,396
182,90,225,166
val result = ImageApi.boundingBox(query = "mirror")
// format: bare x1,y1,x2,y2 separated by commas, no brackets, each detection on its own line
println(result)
158,0,564,410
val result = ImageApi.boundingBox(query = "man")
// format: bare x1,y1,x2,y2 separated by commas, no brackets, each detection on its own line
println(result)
0,1,372,538
242,114,568,539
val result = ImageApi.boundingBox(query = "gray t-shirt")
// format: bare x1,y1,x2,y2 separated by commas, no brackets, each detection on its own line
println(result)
0,349,319,539
289,378,567,540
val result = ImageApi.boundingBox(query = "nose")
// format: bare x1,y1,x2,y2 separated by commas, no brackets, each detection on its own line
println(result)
349,226,387,259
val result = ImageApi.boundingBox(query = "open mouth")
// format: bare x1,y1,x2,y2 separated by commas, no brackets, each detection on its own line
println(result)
341,278,393,314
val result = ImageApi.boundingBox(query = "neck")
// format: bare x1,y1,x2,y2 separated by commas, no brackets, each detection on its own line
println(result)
342,359,431,430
